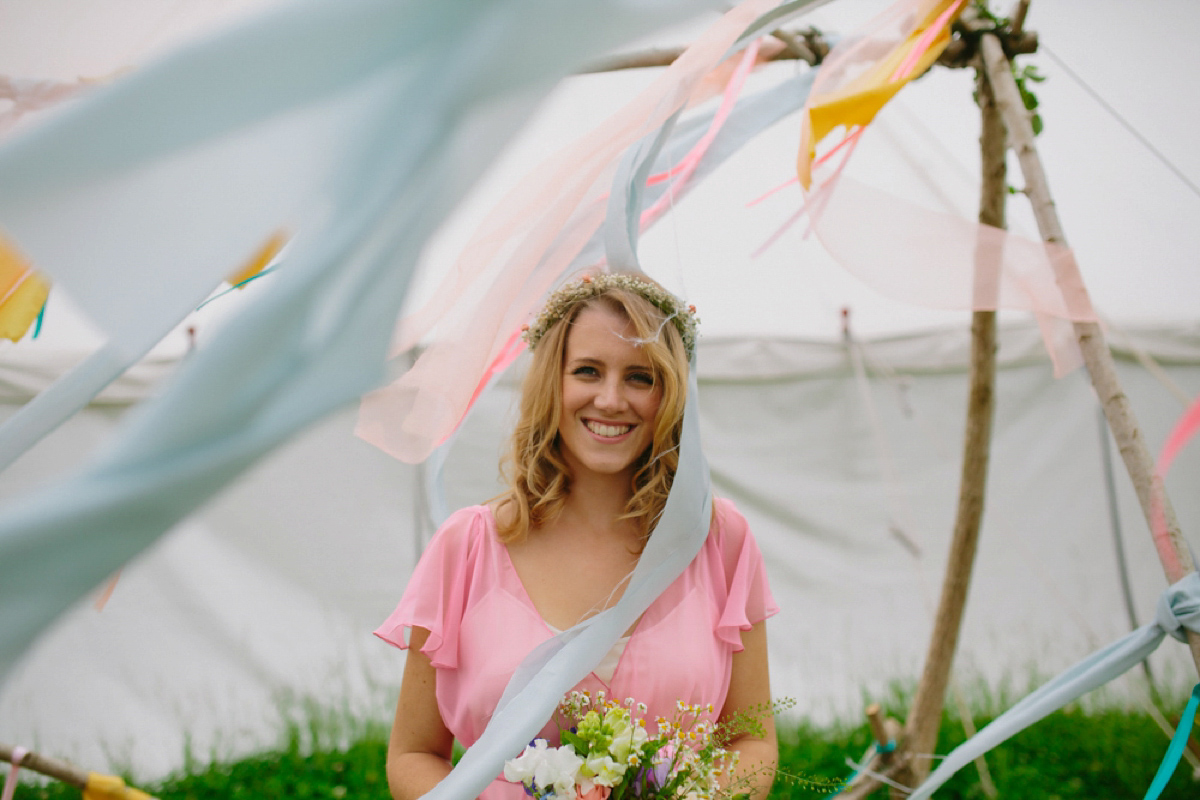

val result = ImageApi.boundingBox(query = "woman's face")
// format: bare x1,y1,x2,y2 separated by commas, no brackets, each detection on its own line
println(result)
557,304,663,482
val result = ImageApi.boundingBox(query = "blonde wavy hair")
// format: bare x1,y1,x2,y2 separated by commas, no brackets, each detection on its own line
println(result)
494,281,690,546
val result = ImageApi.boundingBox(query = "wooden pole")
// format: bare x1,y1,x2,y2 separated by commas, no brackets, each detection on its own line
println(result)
576,30,824,73
890,63,1005,796
0,742,89,789
979,32,1200,673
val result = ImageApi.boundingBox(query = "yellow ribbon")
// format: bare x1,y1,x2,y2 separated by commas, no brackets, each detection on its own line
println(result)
83,772,156,800
226,229,288,288
798,0,964,188
0,234,50,342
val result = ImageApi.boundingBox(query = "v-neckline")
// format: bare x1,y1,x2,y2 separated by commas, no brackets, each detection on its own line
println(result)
486,508,641,684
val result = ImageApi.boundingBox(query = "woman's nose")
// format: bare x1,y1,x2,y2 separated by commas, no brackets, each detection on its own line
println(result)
594,378,627,411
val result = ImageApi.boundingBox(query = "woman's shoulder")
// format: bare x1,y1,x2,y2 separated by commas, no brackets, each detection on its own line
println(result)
428,504,497,553
707,496,758,562
710,496,751,538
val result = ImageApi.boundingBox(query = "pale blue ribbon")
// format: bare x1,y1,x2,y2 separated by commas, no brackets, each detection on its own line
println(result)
0,2,821,478
430,7,829,796
908,572,1200,800
0,0,741,679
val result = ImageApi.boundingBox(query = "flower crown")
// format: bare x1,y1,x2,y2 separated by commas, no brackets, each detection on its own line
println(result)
522,273,699,360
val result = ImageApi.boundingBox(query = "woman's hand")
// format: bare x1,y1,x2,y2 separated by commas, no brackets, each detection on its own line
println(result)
387,626,456,800
719,620,778,800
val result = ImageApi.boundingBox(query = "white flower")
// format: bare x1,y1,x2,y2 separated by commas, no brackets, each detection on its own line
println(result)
503,739,583,800
584,753,628,787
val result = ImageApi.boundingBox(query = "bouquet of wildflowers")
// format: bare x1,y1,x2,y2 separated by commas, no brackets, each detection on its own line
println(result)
503,690,754,800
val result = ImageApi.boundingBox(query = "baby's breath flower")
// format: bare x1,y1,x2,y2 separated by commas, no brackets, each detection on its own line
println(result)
522,273,699,360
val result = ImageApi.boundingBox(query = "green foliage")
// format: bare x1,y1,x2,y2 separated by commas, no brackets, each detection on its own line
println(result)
1013,63,1046,136
969,0,1008,29
4,697,1198,799
775,695,1200,800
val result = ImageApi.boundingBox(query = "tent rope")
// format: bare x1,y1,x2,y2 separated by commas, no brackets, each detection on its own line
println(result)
1040,44,1200,203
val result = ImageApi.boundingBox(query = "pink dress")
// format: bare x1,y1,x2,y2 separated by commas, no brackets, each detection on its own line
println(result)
375,497,778,800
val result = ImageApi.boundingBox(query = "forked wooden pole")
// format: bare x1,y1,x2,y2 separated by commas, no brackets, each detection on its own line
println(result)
979,32,1200,673
891,63,1005,796
839,49,1010,800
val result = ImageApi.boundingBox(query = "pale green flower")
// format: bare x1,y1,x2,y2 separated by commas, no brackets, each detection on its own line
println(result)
583,753,628,787
607,715,648,762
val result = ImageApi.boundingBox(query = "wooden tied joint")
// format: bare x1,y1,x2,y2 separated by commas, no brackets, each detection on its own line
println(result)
865,704,901,763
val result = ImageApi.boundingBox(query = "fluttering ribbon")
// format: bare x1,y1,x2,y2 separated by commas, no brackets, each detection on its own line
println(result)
1157,395,1200,478
0,235,50,344
0,76,89,134
777,0,1097,378
0,746,27,800
907,572,1200,800
1142,683,1200,800
358,0,824,462
0,228,285,477
638,38,761,229
410,8,823,533
797,0,964,190
82,773,154,800
0,0,763,683
430,368,712,800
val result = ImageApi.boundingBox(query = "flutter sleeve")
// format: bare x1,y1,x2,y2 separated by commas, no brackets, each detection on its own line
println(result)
712,498,780,652
373,506,488,670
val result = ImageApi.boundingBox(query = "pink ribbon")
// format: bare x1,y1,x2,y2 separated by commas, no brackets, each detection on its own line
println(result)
1157,395,1200,478
1,746,28,800
757,0,964,254
436,328,528,448
1151,394,1200,582
440,37,766,438
887,0,965,82
640,38,761,228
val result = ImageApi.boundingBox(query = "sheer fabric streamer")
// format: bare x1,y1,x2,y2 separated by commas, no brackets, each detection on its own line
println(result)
0,0,755,681
793,0,1097,375
355,0,826,463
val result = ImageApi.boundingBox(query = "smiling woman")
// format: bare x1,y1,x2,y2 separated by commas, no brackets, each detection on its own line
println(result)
374,273,779,800
557,305,663,485
500,274,693,548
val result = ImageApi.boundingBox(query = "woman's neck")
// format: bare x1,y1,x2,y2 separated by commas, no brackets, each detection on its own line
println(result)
556,469,639,542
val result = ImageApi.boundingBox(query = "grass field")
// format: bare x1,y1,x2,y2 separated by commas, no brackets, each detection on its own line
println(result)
4,696,1198,799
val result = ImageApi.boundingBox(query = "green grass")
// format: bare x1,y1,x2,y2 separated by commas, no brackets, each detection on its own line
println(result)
5,698,1198,799
774,703,1199,800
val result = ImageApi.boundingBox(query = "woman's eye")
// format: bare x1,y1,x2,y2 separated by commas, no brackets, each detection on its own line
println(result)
571,366,599,377
629,372,654,386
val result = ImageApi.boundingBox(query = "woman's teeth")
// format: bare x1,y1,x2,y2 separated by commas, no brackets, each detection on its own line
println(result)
586,421,631,437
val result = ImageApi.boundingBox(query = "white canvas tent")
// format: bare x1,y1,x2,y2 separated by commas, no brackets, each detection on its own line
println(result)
0,0,1198,782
